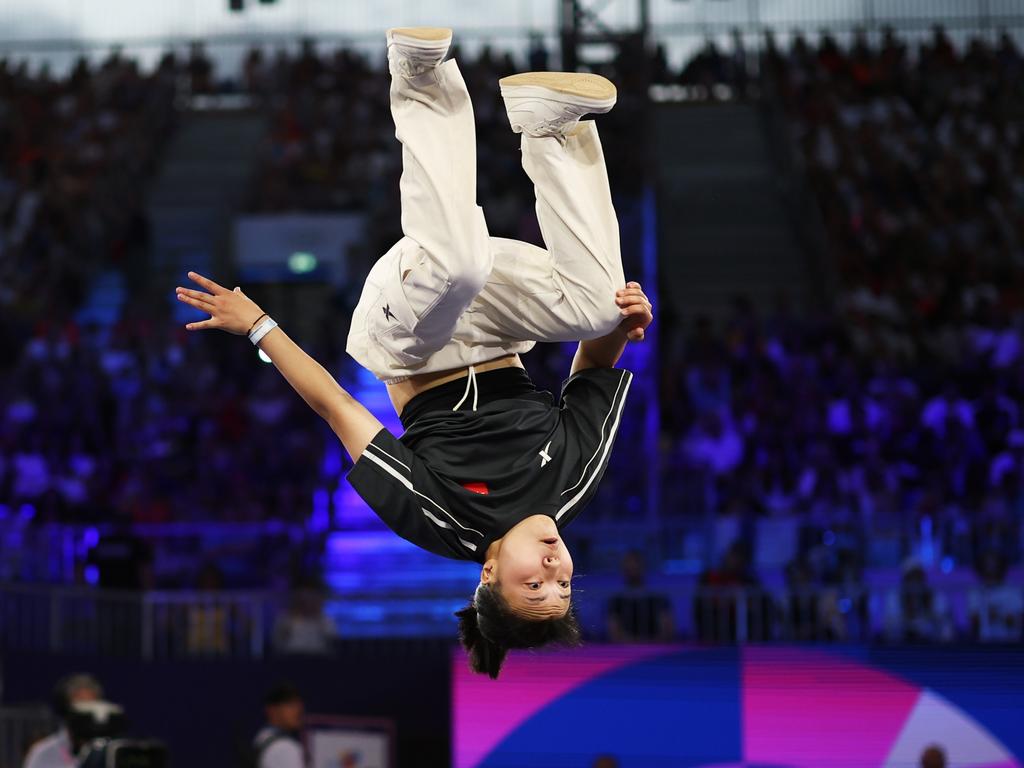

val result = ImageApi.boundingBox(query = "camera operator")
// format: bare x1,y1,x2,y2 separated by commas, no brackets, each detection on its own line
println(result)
22,674,103,768
252,682,306,768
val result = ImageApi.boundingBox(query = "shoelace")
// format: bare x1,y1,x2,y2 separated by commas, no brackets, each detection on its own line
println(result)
509,102,587,138
452,364,479,412
387,43,445,78
389,55,431,78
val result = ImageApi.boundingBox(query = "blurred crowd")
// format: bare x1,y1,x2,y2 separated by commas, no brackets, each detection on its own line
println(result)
0,311,330,527
238,37,644,254
0,39,641,536
0,31,1022,610
661,29,1024,585
0,52,176,336
772,27,1024,365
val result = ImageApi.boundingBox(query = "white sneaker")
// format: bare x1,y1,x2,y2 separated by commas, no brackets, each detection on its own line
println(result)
499,72,617,138
387,27,452,78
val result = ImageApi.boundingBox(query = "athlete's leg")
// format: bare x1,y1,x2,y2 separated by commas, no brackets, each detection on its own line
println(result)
468,75,625,344
392,43,491,306
347,29,491,378
520,118,625,334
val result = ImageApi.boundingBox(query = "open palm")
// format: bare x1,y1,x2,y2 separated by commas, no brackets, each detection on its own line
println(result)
175,271,266,335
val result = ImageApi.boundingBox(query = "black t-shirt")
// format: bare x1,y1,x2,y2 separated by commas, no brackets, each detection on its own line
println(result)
347,366,633,562
88,533,153,590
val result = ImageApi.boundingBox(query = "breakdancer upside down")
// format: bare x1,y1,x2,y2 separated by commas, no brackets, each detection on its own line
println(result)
176,26,653,678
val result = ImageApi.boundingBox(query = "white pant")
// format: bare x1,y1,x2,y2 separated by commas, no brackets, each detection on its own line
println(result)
347,59,625,382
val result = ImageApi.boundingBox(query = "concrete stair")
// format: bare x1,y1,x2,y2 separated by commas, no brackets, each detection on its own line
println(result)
653,102,810,319
146,111,266,322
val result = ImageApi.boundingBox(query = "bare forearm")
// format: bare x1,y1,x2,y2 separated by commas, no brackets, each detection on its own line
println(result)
257,327,383,461
571,328,629,375
257,327,344,419
175,272,383,461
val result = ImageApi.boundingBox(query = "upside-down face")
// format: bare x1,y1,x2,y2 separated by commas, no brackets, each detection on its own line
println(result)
481,514,573,620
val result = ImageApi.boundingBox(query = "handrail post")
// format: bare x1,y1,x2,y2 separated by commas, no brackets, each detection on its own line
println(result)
49,589,60,654
253,597,265,660
141,593,153,662
736,589,748,643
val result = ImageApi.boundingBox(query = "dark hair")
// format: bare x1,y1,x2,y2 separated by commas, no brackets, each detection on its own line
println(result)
52,674,103,719
920,744,947,768
264,680,302,707
455,583,582,679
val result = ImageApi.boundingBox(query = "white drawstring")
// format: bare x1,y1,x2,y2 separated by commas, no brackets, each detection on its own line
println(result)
452,364,478,412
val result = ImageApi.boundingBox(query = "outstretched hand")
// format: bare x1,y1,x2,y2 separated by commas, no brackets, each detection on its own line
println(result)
175,271,266,335
614,281,653,342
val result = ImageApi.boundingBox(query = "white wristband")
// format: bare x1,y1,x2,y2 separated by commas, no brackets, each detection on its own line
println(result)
249,316,278,346
247,315,270,340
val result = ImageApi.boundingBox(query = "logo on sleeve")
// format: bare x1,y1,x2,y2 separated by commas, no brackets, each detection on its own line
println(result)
383,304,397,322
538,440,553,468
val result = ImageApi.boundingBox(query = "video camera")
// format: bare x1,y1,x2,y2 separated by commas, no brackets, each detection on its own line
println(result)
68,700,169,768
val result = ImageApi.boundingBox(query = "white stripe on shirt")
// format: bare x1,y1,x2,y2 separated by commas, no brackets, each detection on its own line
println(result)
366,441,411,475
361,450,484,537
555,371,632,521
560,369,630,497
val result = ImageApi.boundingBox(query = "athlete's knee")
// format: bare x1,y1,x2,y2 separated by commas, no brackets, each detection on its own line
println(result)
587,294,622,336
443,238,492,299
434,210,492,298
446,258,490,299
556,290,621,338
575,270,622,334
547,269,621,336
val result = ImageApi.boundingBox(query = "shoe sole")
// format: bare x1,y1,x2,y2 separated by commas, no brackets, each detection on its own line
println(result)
499,72,617,108
387,26,453,48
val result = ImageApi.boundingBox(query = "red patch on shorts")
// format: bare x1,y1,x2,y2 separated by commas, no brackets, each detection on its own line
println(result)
461,481,490,495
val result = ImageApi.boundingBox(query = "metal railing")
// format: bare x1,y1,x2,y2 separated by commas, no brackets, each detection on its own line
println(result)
1,0,1022,75
587,581,1024,645
0,584,282,661
2,581,1020,659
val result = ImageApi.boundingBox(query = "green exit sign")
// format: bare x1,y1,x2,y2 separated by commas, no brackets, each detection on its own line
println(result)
287,251,318,274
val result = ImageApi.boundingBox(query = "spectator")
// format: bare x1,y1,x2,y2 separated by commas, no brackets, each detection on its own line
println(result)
186,562,230,656
606,550,674,643
87,523,153,590
273,578,339,655
920,744,947,768
885,560,954,643
682,411,744,476
970,550,1023,642
921,386,975,438
694,542,772,642
253,681,306,768
23,673,103,768
785,555,821,641
990,429,1024,487
819,552,869,642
